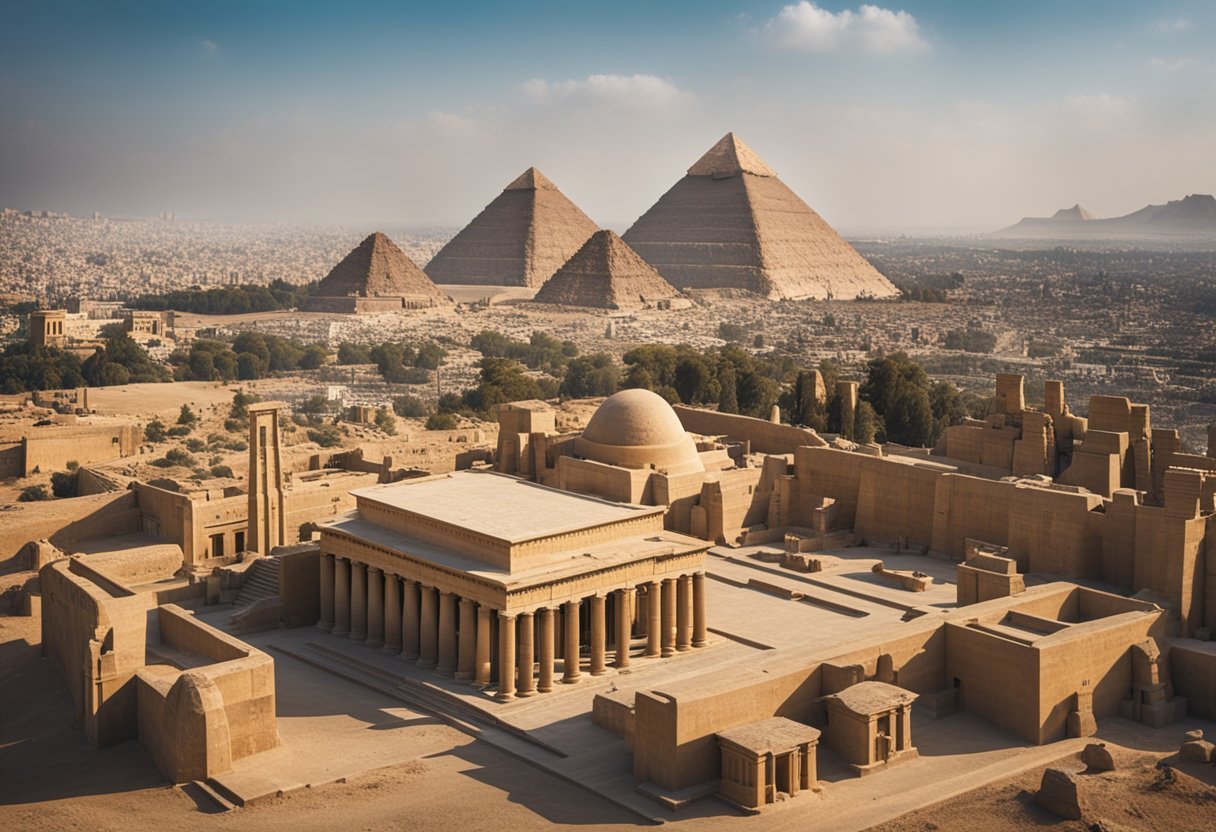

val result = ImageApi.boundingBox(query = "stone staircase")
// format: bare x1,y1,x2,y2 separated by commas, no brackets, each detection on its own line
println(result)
232,558,281,609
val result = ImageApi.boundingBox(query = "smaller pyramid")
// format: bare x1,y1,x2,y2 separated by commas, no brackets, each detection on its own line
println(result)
1050,204,1095,221
531,230,680,310
425,167,599,288
316,232,448,300
302,232,449,312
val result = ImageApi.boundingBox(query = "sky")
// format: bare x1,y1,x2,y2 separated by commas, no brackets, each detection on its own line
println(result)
2,0,1214,232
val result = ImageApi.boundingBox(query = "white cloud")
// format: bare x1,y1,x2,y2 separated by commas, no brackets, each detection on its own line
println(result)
200,40,220,54
520,74,685,108
1149,57,1199,72
765,2,929,54
1061,93,1130,117
1153,18,1193,34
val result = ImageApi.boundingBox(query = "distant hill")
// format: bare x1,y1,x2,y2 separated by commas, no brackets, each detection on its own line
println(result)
992,194,1216,238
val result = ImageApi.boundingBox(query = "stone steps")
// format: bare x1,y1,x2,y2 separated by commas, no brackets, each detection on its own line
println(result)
233,558,281,608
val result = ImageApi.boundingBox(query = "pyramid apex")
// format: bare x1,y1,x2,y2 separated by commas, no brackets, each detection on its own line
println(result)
687,133,776,178
505,166,557,191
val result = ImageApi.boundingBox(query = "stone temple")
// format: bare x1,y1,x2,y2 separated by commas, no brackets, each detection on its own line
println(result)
623,133,899,300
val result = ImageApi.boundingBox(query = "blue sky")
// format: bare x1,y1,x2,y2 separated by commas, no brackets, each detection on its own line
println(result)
2,1,1213,230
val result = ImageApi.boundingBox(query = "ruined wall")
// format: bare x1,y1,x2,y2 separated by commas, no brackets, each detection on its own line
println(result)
20,423,140,476
0,491,140,567
672,405,826,455
40,558,155,747
136,604,278,782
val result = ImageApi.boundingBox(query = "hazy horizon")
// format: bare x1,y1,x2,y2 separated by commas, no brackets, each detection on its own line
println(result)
3,1,1214,231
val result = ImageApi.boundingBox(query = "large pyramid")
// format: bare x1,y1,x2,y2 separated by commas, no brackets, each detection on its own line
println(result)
302,232,449,312
531,230,681,310
622,133,898,300
425,167,599,288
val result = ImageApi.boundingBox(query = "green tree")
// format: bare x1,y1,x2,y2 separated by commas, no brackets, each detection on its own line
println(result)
560,354,621,398
854,400,880,444
144,418,167,443
392,395,429,418
374,407,397,435
177,404,198,425
18,484,51,502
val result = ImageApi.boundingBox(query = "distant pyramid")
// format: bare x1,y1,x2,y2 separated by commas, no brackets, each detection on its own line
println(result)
425,167,599,288
302,232,449,312
1050,204,1095,221
622,133,898,300
531,230,681,310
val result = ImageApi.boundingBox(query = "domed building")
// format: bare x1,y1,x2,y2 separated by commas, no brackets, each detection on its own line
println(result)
496,388,829,543
574,389,705,477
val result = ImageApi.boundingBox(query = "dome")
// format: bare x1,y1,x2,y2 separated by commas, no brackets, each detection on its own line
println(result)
574,389,704,475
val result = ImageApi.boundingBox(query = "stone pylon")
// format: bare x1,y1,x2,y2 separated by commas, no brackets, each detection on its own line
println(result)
247,402,286,555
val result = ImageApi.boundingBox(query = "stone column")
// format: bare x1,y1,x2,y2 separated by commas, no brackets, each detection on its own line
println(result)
645,581,661,657
589,594,607,676
333,557,350,637
366,567,384,649
497,612,516,699
474,605,492,687
537,607,555,693
692,571,707,648
456,598,477,680
517,611,536,697
383,574,402,653
437,591,457,674
350,561,367,641
615,587,634,669
562,599,581,684
661,578,676,657
676,574,692,652
402,579,420,660
418,585,438,669
318,553,335,631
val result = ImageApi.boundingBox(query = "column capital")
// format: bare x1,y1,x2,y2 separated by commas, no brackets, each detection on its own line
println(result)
368,566,382,575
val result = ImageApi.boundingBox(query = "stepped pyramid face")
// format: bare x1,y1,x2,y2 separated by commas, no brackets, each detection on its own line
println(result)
315,232,448,301
425,167,599,288
623,133,898,300
531,230,680,310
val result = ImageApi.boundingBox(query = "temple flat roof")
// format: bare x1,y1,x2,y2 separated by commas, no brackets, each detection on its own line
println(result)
321,512,706,590
351,470,665,545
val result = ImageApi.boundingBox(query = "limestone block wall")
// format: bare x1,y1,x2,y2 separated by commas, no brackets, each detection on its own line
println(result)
1,491,140,567
40,558,155,747
1170,643,1216,720
944,620,1041,741
853,457,942,548
930,475,1014,558
1035,611,1163,742
672,405,826,455
137,605,278,782
628,619,945,793
19,423,140,476
1007,486,1104,576
278,544,320,627
557,455,647,503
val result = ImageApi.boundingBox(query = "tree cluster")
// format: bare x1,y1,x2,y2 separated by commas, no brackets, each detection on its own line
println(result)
130,279,316,315
171,332,329,382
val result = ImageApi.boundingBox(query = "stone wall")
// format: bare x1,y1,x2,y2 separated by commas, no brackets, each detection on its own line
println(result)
136,605,279,782
19,423,140,476
672,405,826,455
1,491,140,568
